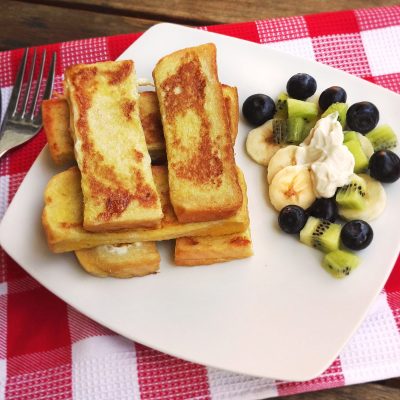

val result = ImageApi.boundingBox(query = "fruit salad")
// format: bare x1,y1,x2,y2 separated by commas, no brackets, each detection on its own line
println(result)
244,73,400,279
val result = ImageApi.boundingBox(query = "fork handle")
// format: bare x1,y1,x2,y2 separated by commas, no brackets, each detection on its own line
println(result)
0,130,22,159
0,137,13,159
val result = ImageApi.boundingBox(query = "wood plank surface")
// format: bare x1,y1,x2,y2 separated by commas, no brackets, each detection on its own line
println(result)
21,0,400,24
5,0,400,51
2,1,400,399
1,0,158,50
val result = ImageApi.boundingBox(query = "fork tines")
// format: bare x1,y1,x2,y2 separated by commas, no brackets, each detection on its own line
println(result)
6,48,56,126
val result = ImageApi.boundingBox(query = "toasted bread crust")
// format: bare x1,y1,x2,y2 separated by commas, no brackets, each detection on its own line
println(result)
221,84,239,143
138,91,165,151
75,242,160,278
64,61,162,231
175,229,253,266
42,98,75,165
42,166,249,253
153,43,242,223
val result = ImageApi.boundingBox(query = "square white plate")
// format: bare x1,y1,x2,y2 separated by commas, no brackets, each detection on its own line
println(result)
1,23,400,381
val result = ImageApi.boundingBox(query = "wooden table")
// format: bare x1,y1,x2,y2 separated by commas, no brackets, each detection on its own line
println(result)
2,1,400,399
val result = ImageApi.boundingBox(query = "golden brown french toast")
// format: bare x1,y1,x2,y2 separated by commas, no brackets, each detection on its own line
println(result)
138,91,165,160
221,84,239,143
175,229,253,266
43,85,238,166
42,166,249,253
42,93,165,164
42,98,75,165
64,61,163,231
75,242,160,278
153,43,242,223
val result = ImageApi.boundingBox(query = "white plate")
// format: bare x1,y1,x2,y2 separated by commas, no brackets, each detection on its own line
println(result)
1,23,400,381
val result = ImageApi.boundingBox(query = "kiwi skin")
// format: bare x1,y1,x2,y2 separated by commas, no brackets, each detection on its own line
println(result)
322,250,360,279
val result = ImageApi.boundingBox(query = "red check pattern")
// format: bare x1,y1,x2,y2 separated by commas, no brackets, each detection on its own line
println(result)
1,6,400,399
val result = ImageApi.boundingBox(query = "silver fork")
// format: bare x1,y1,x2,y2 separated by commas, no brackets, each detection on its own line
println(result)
0,48,56,159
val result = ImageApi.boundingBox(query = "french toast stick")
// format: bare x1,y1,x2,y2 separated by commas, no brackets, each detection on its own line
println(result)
64,61,162,231
42,93,165,163
42,98,75,165
42,166,249,253
221,84,239,143
138,91,166,161
42,85,238,166
75,242,160,278
153,43,242,223
175,229,253,266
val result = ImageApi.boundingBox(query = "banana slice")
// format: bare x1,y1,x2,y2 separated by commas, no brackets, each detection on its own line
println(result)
339,174,386,221
267,145,298,184
357,133,374,159
246,120,283,166
269,165,316,211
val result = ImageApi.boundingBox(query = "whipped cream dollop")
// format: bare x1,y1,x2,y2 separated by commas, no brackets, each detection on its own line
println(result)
295,112,354,198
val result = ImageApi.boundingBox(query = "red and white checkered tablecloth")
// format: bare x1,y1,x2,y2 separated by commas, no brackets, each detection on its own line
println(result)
1,5,400,400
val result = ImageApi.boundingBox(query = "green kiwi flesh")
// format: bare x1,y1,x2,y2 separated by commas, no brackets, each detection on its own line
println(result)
272,116,316,145
343,131,359,143
344,139,369,173
365,124,398,151
286,117,307,144
287,98,318,121
322,250,360,279
275,92,289,119
300,216,341,253
321,102,348,127
272,118,287,144
336,174,366,210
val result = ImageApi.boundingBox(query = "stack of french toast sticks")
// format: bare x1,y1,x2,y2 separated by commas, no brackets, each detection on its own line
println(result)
41,43,253,278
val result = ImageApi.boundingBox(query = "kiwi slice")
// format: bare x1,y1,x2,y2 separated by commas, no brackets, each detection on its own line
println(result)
272,118,287,144
322,250,360,279
286,117,306,144
302,117,318,141
321,102,348,128
273,116,313,144
275,92,289,119
365,124,398,151
300,216,341,253
344,139,369,173
336,174,366,210
287,98,318,122
343,131,359,143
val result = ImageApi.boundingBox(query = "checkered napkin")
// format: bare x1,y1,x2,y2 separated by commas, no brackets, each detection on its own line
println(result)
1,5,400,400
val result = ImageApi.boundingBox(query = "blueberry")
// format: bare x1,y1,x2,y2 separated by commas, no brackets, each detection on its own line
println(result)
341,220,373,250
278,205,308,234
286,73,317,100
369,150,400,183
346,101,379,134
307,198,338,222
318,86,347,111
242,94,276,126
